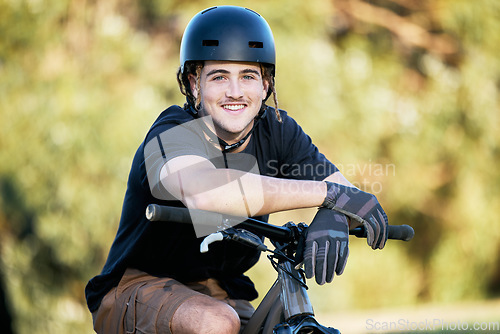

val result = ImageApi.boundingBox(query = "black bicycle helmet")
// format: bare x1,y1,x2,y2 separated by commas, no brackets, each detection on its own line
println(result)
180,6,276,73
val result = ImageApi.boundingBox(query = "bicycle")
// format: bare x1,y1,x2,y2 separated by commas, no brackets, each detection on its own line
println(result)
145,204,414,334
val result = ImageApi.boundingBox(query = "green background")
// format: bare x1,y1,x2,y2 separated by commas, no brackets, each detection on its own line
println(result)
1,0,499,332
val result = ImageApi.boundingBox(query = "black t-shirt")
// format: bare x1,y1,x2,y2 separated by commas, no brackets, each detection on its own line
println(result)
85,105,338,312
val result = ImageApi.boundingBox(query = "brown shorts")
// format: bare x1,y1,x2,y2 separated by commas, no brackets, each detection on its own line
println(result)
92,268,255,334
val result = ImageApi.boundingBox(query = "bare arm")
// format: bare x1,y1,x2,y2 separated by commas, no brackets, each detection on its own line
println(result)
160,155,329,217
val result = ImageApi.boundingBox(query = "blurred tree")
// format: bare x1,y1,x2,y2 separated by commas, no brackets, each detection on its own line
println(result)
324,0,500,305
1,0,499,333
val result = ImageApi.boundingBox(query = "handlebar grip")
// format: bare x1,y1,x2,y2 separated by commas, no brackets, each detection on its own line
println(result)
146,204,230,229
146,204,193,223
350,224,414,241
388,224,414,241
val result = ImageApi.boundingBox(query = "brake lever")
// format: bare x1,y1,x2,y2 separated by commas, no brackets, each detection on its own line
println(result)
228,229,268,252
200,232,224,253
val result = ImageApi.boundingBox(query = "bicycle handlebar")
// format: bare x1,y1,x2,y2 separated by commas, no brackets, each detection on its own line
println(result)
145,204,414,242
146,204,293,241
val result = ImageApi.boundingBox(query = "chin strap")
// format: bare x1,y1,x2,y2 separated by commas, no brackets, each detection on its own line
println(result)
184,103,268,153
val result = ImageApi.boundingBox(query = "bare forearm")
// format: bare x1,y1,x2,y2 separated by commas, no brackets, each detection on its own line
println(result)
160,156,355,217
182,169,326,216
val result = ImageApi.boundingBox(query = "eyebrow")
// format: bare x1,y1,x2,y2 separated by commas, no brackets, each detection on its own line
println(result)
241,69,261,77
206,68,261,77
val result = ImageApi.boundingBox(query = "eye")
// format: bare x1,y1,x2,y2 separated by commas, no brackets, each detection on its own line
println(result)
212,75,225,81
243,75,256,80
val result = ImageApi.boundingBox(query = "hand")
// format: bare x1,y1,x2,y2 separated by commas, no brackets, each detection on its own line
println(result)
299,208,349,285
322,181,388,250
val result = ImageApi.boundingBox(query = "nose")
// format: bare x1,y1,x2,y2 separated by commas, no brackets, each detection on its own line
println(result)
226,79,243,99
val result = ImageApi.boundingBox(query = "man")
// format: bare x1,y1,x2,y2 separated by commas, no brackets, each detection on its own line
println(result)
85,6,388,334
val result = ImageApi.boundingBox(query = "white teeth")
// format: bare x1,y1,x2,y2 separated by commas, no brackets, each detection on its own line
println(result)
223,104,245,111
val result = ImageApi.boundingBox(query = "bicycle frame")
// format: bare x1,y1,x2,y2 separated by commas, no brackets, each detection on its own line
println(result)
242,242,340,334
145,204,414,334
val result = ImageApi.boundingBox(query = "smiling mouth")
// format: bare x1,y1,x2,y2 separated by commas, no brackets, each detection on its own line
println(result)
222,104,246,111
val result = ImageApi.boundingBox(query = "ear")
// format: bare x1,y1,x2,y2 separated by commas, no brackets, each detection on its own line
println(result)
262,78,270,99
188,73,198,98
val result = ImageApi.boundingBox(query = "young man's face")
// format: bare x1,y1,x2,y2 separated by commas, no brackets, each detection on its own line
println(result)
190,61,269,143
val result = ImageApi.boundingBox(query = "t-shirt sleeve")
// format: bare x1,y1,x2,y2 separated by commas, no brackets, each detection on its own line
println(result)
142,118,210,201
277,111,338,181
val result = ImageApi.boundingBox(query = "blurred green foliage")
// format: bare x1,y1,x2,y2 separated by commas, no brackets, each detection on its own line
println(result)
1,0,499,333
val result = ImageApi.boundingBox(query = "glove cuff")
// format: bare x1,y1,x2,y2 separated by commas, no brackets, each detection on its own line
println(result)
321,181,337,209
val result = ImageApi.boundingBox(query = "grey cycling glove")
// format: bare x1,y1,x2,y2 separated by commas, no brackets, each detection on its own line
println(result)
322,181,388,250
302,208,349,285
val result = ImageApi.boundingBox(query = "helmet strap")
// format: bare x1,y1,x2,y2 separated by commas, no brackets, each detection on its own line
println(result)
192,105,268,153
184,101,199,117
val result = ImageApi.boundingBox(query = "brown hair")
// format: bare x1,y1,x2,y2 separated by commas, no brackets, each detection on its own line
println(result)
176,62,281,122
176,61,203,110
